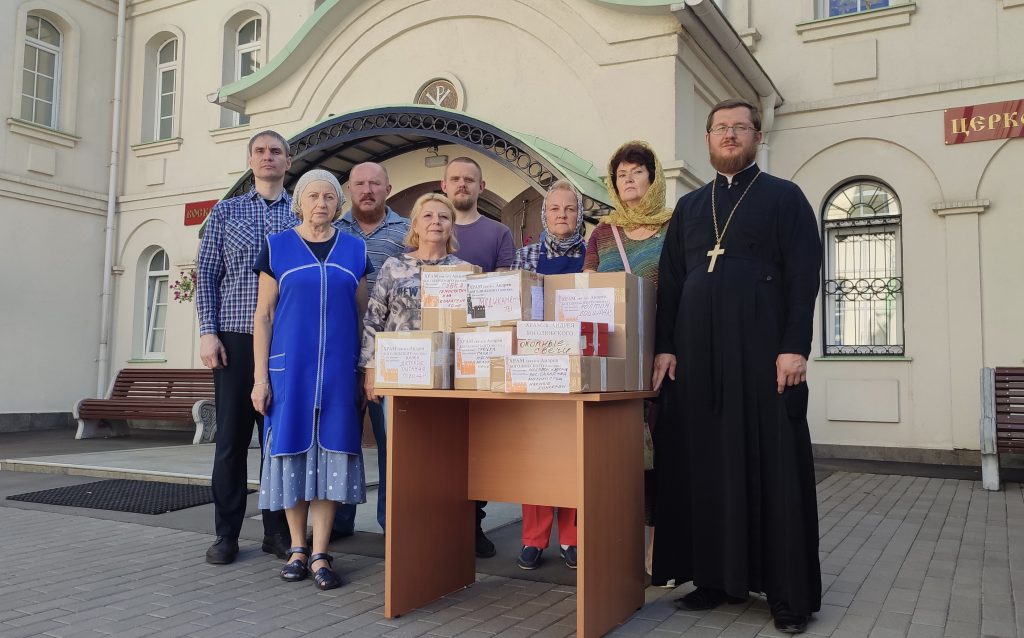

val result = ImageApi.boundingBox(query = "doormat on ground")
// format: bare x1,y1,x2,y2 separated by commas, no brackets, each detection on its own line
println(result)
6,479,253,515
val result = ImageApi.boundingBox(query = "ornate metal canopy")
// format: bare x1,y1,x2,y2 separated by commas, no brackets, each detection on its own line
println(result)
224,105,612,220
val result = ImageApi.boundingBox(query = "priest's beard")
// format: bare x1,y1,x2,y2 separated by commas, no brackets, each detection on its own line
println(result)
710,145,757,175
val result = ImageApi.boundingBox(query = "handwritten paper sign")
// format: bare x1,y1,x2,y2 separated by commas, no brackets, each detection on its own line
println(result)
375,338,432,386
421,271,471,309
516,321,582,355
467,274,522,322
554,288,616,331
455,332,513,378
503,355,571,393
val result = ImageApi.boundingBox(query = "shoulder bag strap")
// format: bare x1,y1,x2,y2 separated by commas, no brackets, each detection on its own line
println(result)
610,225,632,274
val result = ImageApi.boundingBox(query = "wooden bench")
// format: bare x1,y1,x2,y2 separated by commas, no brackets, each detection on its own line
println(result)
73,368,216,444
980,366,1024,490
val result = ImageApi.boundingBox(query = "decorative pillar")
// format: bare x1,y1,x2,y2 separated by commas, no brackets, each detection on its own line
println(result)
931,199,989,450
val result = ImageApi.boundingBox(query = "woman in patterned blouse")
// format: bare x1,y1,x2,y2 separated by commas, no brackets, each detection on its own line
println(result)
360,193,466,401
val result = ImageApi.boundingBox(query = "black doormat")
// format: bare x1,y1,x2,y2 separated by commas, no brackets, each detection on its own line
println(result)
6,479,251,515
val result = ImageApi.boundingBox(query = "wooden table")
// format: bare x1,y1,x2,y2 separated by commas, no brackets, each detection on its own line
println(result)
379,388,657,638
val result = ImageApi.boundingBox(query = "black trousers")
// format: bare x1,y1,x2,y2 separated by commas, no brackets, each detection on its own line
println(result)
211,331,288,540
476,501,487,526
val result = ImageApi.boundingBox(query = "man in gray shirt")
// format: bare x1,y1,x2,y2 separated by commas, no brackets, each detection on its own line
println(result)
440,156,513,557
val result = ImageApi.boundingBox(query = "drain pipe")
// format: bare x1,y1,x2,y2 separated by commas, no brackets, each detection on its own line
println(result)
758,94,775,173
674,0,781,170
96,0,128,397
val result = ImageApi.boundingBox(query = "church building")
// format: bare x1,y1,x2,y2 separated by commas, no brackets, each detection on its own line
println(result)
2,0,1021,464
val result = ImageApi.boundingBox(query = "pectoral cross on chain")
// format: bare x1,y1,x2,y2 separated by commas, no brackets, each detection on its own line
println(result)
706,243,725,273
708,171,761,274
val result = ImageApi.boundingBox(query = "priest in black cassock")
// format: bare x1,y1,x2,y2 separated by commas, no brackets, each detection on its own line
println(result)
651,99,822,634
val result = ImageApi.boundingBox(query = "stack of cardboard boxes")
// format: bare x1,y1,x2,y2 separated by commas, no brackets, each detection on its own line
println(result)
371,264,480,392
373,267,655,394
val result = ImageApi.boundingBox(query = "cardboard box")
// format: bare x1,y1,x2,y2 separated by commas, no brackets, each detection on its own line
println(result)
489,355,625,394
373,331,453,389
420,263,482,331
516,321,609,356
454,326,517,390
465,270,544,326
543,272,656,391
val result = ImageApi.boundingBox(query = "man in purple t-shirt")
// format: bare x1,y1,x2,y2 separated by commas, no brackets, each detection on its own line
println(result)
439,157,513,560
441,157,515,272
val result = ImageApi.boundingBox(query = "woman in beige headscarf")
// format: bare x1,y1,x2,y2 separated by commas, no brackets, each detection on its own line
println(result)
583,140,673,286
584,140,673,581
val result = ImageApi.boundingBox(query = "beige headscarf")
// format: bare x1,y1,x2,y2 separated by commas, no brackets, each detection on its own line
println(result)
601,140,674,232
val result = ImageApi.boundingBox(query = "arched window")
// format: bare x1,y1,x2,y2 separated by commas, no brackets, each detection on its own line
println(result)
140,30,183,144
233,17,262,126
144,249,170,356
21,14,62,128
822,181,904,355
155,38,178,140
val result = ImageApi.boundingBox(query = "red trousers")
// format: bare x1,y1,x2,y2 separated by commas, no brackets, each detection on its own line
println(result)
521,505,577,547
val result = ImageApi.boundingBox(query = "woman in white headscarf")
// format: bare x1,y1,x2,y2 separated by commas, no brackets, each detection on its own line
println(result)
251,169,373,590
509,180,585,571
510,179,586,275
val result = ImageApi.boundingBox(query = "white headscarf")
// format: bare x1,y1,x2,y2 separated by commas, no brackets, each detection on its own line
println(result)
291,169,345,217
540,182,585,257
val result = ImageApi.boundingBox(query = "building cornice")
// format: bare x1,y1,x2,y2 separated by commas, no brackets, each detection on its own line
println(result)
795,2,916,43
0,172,106,215
80,0,119,15
776,71,1024,116
130,137,183,158
7,118,80,148
670,0,782,107
932,200,990,217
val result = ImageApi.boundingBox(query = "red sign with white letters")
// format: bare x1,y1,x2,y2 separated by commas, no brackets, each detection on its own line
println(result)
184,199,219,226
945,100,1024,145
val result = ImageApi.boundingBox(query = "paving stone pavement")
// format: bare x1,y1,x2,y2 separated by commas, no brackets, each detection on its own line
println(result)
1,472,1021,637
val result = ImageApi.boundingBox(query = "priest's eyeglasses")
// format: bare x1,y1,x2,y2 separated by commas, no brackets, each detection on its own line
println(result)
708,124,758,136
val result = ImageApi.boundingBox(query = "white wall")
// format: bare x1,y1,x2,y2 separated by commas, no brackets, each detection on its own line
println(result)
0,0,115,419
749,0,1024,453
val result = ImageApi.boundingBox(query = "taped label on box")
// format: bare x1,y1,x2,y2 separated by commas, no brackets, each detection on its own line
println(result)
553,288,617,331
375,338,432,386
455,331,513,379
516,321,582,355
421,271,472,310
502,355,572,393
467,274,522,322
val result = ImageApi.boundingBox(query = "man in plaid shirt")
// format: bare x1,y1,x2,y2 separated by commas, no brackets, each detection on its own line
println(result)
197,130,295,565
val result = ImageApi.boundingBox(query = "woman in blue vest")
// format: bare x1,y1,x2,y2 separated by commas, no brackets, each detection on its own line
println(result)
251,169,372,590
510,180,586,570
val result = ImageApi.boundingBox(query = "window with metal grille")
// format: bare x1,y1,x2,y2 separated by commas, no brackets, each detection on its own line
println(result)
822,181,904,355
